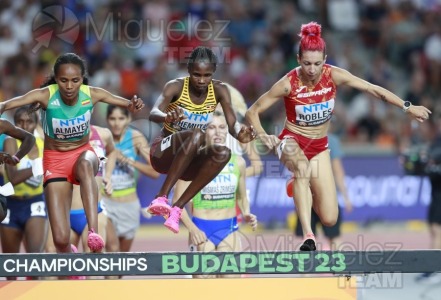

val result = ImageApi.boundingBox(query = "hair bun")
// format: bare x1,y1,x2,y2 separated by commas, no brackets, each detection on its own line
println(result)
300,22,322,39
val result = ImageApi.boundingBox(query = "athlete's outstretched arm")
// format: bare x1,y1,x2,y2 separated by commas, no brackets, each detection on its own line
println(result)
0,89,49,114
217,83,256,143
3,137,33,185
0,119,35,164
90,87,144,114
331,66,431,122
245,76,290,150
148,80,186,124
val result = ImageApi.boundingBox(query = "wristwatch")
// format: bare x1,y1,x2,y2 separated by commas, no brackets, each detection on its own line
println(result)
402,101,412,112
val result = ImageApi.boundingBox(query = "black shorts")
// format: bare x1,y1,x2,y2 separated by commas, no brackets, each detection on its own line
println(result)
0,194,47,230
428,194,441,225
295,206,342,239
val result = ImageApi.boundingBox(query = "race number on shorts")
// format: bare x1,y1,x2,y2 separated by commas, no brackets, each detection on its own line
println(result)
30,201,46,217
160,136,172,151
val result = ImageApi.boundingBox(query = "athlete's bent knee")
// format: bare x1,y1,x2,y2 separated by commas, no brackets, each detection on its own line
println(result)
52,233,71,252
77,158,95,175
320,213,338,227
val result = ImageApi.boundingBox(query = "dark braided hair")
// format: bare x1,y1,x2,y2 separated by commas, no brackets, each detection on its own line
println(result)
187,46,218,70
30,53,89,113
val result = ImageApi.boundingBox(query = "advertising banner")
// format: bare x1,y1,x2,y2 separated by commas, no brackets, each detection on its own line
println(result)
138,156,431,224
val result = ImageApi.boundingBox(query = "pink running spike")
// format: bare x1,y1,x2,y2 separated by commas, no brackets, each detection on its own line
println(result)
164,206,182,233
71,244,79,253
87,228,105,252
147,196,171,217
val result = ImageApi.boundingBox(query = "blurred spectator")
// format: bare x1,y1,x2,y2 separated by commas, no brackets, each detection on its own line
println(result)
0,0,438,152
423,25,441,90
385,1,425,69
0,25,20,67
327,0,360,32
91,59,122,94
359,0,389,48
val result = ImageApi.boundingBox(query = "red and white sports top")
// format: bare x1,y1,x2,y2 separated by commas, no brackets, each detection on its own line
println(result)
284,64,336,127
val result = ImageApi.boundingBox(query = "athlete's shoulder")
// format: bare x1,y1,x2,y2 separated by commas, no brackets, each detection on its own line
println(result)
166,77,185,88
130,127,146,138
283,68,299,89
212,79,227,89
163,77,185,96
212,80,229,99
31,86,51,100
287,67,299,77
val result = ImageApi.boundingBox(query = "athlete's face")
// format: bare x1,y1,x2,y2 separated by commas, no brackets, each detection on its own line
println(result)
15,112,37,134
297,51,326,82
107,108,130,137
205,115,228,145
188,61,215,92
54,64,83,103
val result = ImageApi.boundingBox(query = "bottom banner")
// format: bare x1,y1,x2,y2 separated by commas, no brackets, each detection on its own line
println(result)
0,277,357,300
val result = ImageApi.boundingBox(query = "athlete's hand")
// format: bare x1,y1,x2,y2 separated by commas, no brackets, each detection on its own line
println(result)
115,150,131,165
189,226,207,246
164,107,186,123
102,177,113,196
0,152,19,166
243,213,258,231
128,95,144,113
259,134,280,150
236,125,257,143
408,105,432,123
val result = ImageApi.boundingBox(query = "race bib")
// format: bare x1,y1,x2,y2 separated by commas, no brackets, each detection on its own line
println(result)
295,99,334,126
172,108,213,132
200,173,238,201
30,201,46,217
52,111,91,140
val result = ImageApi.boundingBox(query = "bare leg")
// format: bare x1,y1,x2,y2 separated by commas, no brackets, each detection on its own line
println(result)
193,240,216,279
174,145,231,208
217,232,242,278
152,130,205,197
105,219,119,252
74,151,100,233
24,217,48,253
430,223,441,249
105,219,121,279
45,225,55,253
0,226,23,280
45,181,73,253
280,139,314,238
309,150,338,227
